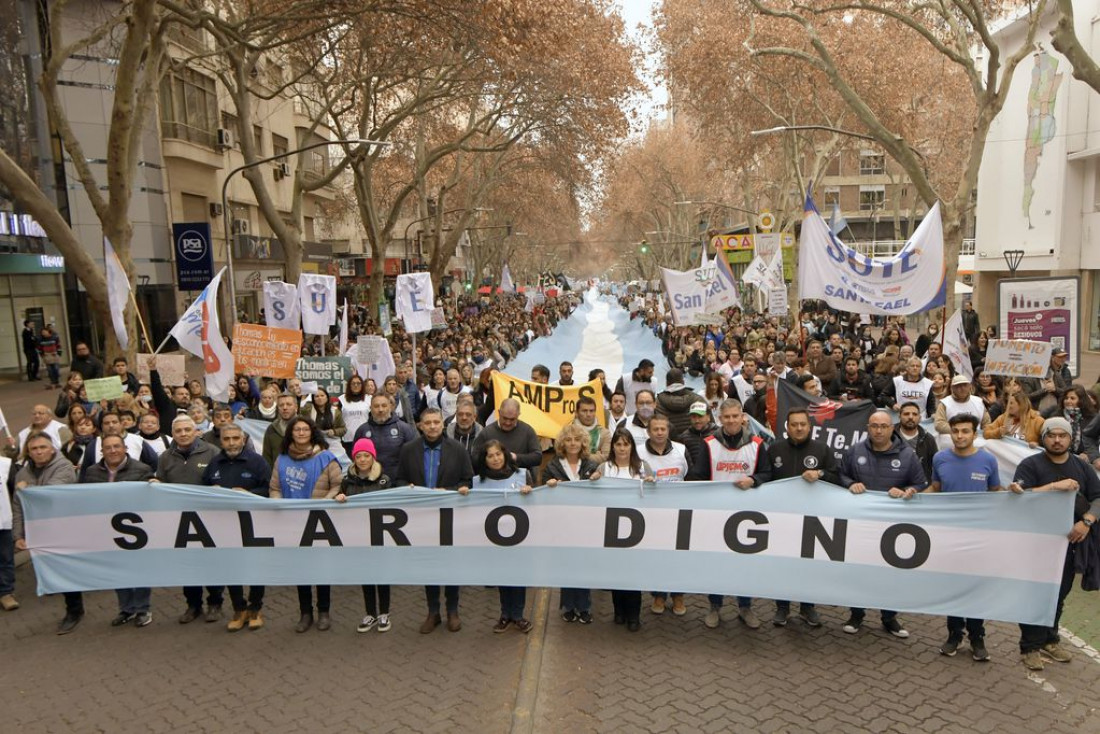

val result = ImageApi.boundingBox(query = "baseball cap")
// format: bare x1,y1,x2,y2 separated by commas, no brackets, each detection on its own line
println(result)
950,375,971,387
1052,347,1067,356
689,402,708,416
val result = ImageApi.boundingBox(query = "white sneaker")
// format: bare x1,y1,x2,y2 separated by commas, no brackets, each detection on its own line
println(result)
357,615,377,633
377,614,391,633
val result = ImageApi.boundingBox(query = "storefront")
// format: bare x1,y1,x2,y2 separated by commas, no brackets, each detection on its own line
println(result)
0,252,70,375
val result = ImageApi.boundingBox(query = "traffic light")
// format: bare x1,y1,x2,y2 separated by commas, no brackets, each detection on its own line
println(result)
464,281,472,291
640,239,649,254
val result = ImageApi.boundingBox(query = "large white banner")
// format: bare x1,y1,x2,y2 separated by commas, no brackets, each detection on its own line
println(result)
800,197,946,315
661,257,741,327
297,273,337,335
22,479,1074,626
262,281,300,330
997,277,1079,376
395,272,435,333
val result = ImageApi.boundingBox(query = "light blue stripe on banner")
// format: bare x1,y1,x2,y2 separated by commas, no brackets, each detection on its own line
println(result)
32,547,1059,626
22,479,1074,534
23,479,1073,626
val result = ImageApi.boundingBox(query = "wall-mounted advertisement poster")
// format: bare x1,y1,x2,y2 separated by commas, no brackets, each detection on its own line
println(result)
997,277,1079,376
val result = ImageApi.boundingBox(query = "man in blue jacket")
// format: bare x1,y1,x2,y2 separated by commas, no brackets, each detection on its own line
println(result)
352,393,419,479
839,409,928,639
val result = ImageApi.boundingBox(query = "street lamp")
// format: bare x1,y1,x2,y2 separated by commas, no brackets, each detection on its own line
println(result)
220,137,389,327
1003,249,1025,275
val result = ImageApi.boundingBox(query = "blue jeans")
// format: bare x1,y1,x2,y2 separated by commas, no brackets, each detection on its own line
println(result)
46,362,60,386
0,529,14,595
708,594,752,610
498,586,527,620
560,588,591,613
116,587,151,614
424,585,459,615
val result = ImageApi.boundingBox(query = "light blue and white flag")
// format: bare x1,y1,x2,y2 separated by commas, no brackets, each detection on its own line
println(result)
22,478,1072,625
501,263,515,293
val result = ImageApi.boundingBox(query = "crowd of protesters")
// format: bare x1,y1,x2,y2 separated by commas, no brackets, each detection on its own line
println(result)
1,287,1097,673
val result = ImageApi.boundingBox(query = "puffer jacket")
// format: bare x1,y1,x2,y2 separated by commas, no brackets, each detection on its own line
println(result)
839,435,928,492
656,385,707,436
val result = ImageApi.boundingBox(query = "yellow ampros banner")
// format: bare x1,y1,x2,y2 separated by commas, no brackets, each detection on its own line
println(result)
491,374,606,439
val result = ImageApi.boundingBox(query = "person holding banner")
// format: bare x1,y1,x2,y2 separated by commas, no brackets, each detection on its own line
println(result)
473,441,534,634
394,408,474,634
925,414,1004,662
1011,417,1100,671
839,410,928,639
335,439,394,635
545,423,602,625
84,434,155,628
270,417,343,633
202,424,271,632
766,408,838,628
11,432,78,625
688,399,770,631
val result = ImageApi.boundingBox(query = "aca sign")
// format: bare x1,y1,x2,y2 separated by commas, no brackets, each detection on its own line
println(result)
172,222,214,291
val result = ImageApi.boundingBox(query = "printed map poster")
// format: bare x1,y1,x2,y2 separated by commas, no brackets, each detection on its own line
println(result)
997,277,1079,376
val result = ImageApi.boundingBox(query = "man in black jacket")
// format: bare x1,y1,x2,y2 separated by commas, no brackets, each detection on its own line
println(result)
69,342,104,379
678,403,717,470
22,320,39,381
766,408,839,628
894,402,937,482
146,355,194,421
396,408,474,635
829,356,874,402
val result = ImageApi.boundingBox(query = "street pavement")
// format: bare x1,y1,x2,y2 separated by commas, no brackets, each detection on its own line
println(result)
2,562,1099,733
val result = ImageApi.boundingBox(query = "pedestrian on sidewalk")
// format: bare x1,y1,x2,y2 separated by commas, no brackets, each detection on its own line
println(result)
37,326,62,388
22,319,39,382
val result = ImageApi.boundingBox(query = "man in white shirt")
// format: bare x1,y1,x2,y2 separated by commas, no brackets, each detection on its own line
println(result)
933,375,989,442
607,392,628,432
625,390,657,447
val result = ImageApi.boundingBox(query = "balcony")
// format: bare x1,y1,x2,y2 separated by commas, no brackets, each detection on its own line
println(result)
850,238,975,258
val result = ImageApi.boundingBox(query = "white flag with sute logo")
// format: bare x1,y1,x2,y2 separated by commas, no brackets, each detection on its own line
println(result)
298,273,337,335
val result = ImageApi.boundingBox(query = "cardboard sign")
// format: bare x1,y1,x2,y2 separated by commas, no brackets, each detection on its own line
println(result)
136,354,187,387
84,376,125,402
430,307,447,330
295,357,353,396
232,324,302,379
378,302,392,337
983,339,1051,378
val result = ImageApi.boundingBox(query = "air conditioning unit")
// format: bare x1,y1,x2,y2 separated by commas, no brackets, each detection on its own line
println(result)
274,162,291,180
208,202,223,218
216,128,233,149
231,218,249,235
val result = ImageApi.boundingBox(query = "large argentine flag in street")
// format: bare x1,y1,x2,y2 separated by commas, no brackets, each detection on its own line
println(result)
800,196,946,315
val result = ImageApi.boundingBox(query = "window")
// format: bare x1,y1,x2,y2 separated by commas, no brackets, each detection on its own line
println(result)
160,67,218,148
859,185,885,211
859,150,884,175
823,187,841,206
272,133,288,159
253,125,264,155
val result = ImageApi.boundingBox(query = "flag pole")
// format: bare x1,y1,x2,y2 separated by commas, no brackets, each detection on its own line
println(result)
130,291,152,352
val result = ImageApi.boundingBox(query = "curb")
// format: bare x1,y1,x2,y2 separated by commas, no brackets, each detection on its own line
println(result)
509,587,551,734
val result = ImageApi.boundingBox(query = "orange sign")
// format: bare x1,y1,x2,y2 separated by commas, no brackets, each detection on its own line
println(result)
231,324,302,378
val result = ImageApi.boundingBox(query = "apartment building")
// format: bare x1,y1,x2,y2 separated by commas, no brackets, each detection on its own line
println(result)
974,2,1100,379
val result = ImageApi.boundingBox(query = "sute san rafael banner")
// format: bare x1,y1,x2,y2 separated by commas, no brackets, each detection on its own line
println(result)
799,196,946,315
21,480,1073,626
492,373,606,439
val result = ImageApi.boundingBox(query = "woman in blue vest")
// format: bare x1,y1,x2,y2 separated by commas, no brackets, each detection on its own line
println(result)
270,416,343,633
